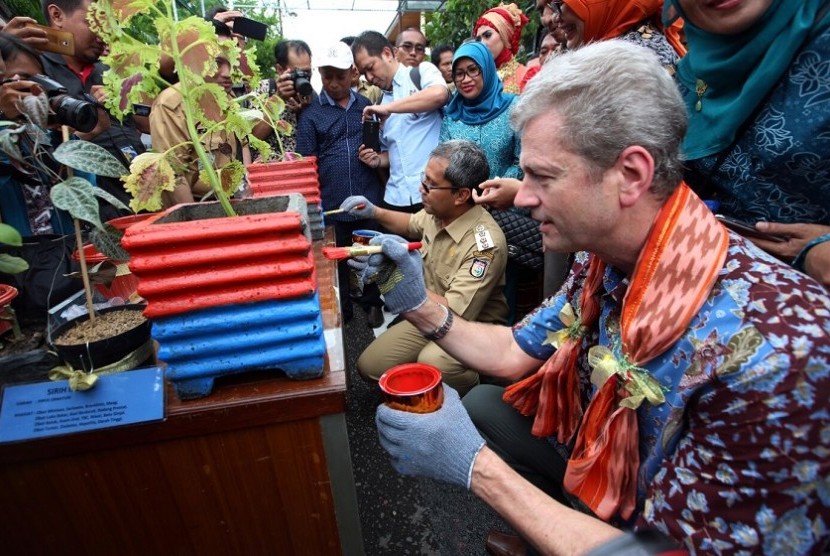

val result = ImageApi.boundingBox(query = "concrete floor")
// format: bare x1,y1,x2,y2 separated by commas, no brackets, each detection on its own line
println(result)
342,303,515,556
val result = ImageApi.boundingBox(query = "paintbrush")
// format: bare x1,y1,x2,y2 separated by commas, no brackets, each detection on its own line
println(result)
322,242,423,261
323,203,366,216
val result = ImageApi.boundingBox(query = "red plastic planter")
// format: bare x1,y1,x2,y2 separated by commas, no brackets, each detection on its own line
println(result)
121,195,317,319
0,284,18,337
247,157,321,204
72,244,140,300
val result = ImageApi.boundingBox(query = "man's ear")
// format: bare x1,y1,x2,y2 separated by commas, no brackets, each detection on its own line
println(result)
46,4,64,27
454,187,473,206
616,145,655,208
382,46,395,62
275,64,286,75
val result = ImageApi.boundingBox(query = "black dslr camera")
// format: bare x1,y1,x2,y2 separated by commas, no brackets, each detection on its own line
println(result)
28,74,99,133
289,69,313,98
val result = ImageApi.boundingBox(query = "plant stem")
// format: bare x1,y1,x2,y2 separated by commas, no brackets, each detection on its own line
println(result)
73,218,96,322
61,126,96,321
167,22,236,217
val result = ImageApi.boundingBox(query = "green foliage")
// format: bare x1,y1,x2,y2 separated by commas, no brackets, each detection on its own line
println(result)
50,176,105,229
0,223,29,275
91,0,289,217
91,225,131,261
53,141,129,179
425,1,540,62
0,253,29,275
0,224,23,247
5,0,45,23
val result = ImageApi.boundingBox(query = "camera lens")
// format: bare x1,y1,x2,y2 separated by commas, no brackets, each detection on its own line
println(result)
53,94,99,133
293,73,313,97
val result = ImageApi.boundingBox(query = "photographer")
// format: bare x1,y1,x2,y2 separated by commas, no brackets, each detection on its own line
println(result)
40,0,147,219
0,32,94,322
252,39,315,160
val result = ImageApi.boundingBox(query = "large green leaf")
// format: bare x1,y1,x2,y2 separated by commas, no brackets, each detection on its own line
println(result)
0,254,29,274
0,127,25,163
53,141,128,178
0,223,23,247
92,187,130,213
50,177,103,229
90,224,131,262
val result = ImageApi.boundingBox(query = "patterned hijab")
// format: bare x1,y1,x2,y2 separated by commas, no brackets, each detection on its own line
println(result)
564,0,663,43
444,42,515,126
667,0,830,159
474,3,529,67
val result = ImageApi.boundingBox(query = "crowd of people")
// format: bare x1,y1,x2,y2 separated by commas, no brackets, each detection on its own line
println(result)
1,0,830,554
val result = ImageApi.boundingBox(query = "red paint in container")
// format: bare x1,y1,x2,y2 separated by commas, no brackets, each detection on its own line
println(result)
379,363,444,413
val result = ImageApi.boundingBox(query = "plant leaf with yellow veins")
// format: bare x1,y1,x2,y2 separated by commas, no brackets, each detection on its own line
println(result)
207,159,245,196
124,152,176,212
193,83,229,126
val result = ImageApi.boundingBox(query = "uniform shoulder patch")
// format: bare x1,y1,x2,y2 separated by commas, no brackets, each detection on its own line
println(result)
470,257,489,279
474,225,495,251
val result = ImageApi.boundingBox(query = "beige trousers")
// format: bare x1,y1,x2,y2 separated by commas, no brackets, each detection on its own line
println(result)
356,320,480,395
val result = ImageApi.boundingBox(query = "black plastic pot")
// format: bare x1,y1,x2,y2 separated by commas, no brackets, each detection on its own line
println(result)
50,305,152,370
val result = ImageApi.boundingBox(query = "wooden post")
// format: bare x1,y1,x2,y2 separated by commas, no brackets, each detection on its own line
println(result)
62,126,96,322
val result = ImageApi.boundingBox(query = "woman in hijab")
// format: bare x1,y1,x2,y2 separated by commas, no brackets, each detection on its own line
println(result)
440,41,540,322
668,0,830,287
554,0,684,71
439,41,520,181
473,3,529,94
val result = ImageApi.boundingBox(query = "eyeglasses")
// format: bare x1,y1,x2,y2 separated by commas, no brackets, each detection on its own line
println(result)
544,0,564,16
452,64,482,82
398,42,426,54
420,172,456,192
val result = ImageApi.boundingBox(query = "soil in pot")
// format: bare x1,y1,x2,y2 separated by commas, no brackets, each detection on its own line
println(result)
51,305,152,370
53,308,147,346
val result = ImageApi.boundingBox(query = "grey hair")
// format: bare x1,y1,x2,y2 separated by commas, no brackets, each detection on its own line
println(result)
511,40,687,198
430,140,490,193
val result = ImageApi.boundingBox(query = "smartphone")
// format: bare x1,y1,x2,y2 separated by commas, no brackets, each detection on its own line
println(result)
25,22,74,56
133,104,151,117
362,117,380,152
715,214,787,243
232,17,268,41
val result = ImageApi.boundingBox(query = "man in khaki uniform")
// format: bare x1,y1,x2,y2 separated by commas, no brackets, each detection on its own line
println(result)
340,140,508,394
150,56,238,207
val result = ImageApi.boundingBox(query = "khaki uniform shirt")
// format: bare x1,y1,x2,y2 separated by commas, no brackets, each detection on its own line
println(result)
408,205,508,324
150,86,237,203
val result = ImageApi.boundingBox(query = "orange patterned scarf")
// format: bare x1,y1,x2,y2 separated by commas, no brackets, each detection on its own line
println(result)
503,183,729,520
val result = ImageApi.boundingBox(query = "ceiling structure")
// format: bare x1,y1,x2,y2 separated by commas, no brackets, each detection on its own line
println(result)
178,1,447,38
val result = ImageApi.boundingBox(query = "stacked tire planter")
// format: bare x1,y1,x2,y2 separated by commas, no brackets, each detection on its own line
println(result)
121,194,327,399
246,157,324,240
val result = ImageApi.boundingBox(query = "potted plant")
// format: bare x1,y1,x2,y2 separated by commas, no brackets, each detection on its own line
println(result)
2,124,152,364
90,0,327,399
0,223,27,342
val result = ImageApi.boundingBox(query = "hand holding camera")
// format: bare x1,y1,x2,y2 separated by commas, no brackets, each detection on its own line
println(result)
276,67,313,111
0,74,99,132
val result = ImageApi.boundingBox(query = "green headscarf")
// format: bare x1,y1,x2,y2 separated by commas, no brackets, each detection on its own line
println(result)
666,0,830,160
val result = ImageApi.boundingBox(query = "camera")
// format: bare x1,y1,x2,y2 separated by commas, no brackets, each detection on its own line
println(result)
28,74,98,133
289,69,314,98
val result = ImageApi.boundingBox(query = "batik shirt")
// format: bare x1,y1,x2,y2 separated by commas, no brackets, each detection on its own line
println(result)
439,96,522,180
682,26,830,225
513,234,830,554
